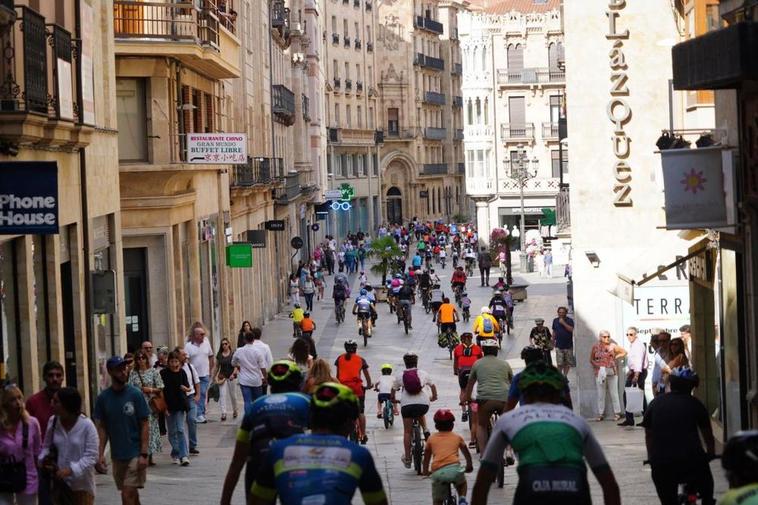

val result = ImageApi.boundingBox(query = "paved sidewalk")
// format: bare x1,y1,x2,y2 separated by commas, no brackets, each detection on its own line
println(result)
95,262,727,504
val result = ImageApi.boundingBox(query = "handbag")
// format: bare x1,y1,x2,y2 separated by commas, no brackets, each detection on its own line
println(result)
624,386,645,413
208,382,220,402
0,421,28,493
137,370,167,415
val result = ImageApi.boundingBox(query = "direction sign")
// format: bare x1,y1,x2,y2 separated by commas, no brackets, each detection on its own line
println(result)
290,236,304,249
324,189,342,199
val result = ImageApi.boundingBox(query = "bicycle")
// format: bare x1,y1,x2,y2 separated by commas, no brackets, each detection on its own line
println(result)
357,314,371,347
462,306,470,323
442,481,459,505
421,288,431,313
335,299,346,324
382,398,396,429
465,259,475,277
397,302,411,334
411,417,425,475
488,411,506,488
439,325,459,360
642,458,719,505
453,284,463,306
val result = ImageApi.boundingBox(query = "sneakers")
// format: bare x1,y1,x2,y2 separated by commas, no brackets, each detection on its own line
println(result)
401,456,411,469
171,458,179,465
180,457,190,466
461,411,468,423
196,416,208,424
221,414,227,422
458,498,469,505
189,448,200,455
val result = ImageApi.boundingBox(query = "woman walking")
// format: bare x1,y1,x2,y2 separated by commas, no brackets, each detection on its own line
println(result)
128,350,164,465
215,339,239,422
590,330,627,421
289,274,301,306
0,384,41,505
39,387,98,505
236,321,253,349
159,351,191,466
153,347,169,436
302,275,316,311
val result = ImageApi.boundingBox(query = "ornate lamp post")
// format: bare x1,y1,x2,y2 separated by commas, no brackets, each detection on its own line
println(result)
508,144,538,272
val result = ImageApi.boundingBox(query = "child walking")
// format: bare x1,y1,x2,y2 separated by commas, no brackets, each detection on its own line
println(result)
422,409,473,505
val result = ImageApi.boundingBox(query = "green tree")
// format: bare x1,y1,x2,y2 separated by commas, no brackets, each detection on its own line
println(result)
367,235,402,285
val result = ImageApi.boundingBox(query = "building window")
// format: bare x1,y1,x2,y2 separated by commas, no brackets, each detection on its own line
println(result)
342,154,349,177
705,4,721,31
343,18,348,37
346,104,352,127
116,78,148,161
369,106,374,129
467,99,473,125
387,108,399,134
331,15,337,32
334,103,340,125
333,59,339,77
357,105,362,128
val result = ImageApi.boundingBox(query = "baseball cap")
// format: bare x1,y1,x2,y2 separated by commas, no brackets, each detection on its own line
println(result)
106,356,126,370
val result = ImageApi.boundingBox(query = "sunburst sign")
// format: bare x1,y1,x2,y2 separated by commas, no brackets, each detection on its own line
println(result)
681,168,707,194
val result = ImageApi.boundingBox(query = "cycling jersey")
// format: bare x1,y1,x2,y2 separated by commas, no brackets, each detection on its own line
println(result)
398,286,414,301
418,273,431,288
483,403,609,505
430,289,444,303
453,343,482,370
335,353,369,397
437,303,457,323
250,433,387,505
719,484,758,505
451,271,467,284
354,296,372,313
473,314,499,337
237,393,310,496
489,297,507,315
412,255,423,268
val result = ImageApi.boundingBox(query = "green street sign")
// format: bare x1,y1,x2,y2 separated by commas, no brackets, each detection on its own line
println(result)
226,243,253,268
339,183,355,201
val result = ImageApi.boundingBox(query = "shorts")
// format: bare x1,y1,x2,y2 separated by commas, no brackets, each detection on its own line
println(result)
431,464,466,501
377,393,392,403
112,458,146,490
401,404,429,419
476,399,506,427
458,370,471,390
357,312,371,321
440,322,457,333
555,348,576,368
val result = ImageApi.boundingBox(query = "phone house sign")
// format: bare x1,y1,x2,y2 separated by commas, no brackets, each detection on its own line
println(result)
0,162,59,235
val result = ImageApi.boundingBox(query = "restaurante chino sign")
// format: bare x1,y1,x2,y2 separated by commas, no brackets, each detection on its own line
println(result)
606,0,632,207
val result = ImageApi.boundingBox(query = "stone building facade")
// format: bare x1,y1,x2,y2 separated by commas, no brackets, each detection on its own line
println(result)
459,0,565,244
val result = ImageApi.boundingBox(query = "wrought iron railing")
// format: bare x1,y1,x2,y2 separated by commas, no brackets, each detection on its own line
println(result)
421,55,444,71
497,67,565,85
423,91,446,105
113,0,220,47
422,163,448,175
454,129,464,140
415,15,443,34
302,94,310,121
542,122,559,139
424,127,446,140
452,63,462,75
366,41,373,52
232,157,285,187
272,84,295,125
453,96,463,108
500,123,535,140
332,33,339,44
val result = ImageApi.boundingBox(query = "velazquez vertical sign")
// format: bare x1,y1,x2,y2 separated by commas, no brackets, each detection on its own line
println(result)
0,162,59,234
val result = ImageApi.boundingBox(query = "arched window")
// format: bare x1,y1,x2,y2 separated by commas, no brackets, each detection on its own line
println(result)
507,44,524,80
548,42,564,78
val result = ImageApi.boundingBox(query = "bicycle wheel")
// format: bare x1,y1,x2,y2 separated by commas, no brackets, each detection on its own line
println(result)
363,324,368,347
383,402,391,430
412,427,423,475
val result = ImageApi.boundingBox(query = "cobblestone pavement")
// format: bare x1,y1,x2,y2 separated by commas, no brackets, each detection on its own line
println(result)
95,264,727,504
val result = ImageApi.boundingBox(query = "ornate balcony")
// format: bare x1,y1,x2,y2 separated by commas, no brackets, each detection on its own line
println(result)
343,36,351,47
500,123,535,142
453,96,463,108
367,41,373,52
231,157,285,187
272,84,295,126
422,163,448,175
452,63,462,75
454,129,464,140
497,67,565,86
424,127,447,140
423,91,446,105
333,77,341,90
354,38,361,49
332,33,339,44
415,15,443,35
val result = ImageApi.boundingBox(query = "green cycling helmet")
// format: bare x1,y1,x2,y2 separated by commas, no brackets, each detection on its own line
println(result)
311,382,360,422
518,361,566,393
268,360,303,392
380,363,393,371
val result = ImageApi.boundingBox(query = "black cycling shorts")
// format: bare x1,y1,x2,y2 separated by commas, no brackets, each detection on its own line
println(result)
356,312,371,320
377,393,392,404
458,370,471,390
513,466,591,505
440,322,457,334
401,404,429,419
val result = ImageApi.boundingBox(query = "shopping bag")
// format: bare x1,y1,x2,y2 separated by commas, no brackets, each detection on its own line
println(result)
596,366,607,385
624,387,644,413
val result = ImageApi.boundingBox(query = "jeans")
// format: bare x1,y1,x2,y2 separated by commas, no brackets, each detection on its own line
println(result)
596,373,621,416
38,472,51,505
304,292,314,311
197,375,210,419
240,384,264,414
623,369,648,423
219,377,239,416
186,398,198,450
167,411,188,459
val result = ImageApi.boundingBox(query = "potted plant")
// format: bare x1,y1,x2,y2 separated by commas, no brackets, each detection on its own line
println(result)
368,235,402,287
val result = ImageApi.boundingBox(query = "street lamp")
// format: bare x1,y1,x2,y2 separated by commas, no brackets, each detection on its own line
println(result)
507,144,538,272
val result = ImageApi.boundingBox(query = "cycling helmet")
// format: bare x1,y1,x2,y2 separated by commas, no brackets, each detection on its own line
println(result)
722,430,758,481
268,360,303,393
310,382,360,426
481,306,491,314
520,346,545,364
518,361,565,393
380,363,393,371
460,332,473,341
433,409,456,423
669,366,700,390
494,289,502,295
395,273,403,279
303,311,310,317
344,339,358,352
480,339,499,348
360,288,368,296
294,303,301,308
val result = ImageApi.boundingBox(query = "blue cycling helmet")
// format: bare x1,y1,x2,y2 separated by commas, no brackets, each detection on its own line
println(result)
669,366,699,391
395,273,402,279
360,288,368,295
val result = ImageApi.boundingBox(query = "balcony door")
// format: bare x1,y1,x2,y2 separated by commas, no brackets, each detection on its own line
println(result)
387,108,399,135
386,187,403,225
508,96,525,136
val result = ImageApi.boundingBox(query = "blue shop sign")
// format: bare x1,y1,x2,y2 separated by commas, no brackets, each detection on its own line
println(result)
0,162,59,235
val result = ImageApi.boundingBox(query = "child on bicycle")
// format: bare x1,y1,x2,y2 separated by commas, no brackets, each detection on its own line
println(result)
289,304,304,337
374,364,399,418
423,409,473,505
460,292,472,319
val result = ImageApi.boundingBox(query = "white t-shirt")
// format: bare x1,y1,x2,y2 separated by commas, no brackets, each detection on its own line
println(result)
393,368,433,407
231,344,267,387
253,340,274,369
185,338,214,377
375,375,396,395
183,363,199,396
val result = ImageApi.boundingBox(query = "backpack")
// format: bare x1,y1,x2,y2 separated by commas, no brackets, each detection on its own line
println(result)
402,369,423,395
482,316,494,333
333,283,346,299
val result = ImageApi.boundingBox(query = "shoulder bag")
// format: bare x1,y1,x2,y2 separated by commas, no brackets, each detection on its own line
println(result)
138,370,167,415
0,421,28,493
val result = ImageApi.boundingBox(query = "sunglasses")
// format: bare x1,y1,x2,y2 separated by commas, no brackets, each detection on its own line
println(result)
136,356,147,361
626,333,635,336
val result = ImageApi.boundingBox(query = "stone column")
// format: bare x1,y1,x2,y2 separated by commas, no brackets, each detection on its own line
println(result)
474,199,491,246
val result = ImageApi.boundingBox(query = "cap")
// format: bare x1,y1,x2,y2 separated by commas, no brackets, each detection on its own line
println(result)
535,318,545,324
106,356,126,370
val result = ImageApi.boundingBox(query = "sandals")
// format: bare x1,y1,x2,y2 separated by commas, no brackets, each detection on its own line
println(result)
613,414,623,421
401,456,411,469
592,416,604,422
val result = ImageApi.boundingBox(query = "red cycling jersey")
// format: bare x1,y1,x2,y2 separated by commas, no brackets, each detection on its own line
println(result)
451,271,467,284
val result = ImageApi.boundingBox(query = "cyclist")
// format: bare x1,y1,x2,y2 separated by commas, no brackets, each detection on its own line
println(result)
289,304,304,337
439,246,447,269
422,409,474,505
435,297,459,345
388,273,404,311
412,252,424,271
488,290,508,334
335,340,373,444
460,291,472,321
418,269,432,305
453,332,482,431
472,361,620,505
719,430,758,505
462,339,512,453
451,266,467,297
364,284,379,326
352,289,375,337
374,364,399,419
642,366,716,505
299,311,318,358
429,268,441,287
249,382,388,505
472,307,500,347
333,278,348,321
397,352,438,469
397,281,415,329
506,346,572,412
430,283,445,316
452,247,460,269
221,360,308,505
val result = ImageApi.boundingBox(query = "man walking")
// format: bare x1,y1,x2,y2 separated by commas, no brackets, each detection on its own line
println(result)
26,361,65,505
476,247,492,287
551,306,575,376
141,341,157,367
179,347,201,455
544,249,553,277
95,356,150,505
232,332,269,414
251,327,274,394
185,323,214,423
618,326,648,427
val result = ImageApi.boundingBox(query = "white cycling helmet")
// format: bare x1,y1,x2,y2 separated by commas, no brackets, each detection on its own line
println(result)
480,306,491,314
480,339,499,348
